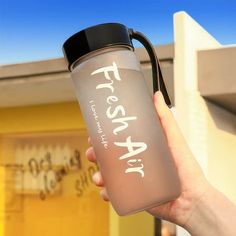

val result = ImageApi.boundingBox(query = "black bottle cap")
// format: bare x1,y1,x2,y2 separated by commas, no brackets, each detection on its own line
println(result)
62,23,134,71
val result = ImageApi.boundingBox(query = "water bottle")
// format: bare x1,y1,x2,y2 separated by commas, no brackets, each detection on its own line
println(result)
62,23,181,216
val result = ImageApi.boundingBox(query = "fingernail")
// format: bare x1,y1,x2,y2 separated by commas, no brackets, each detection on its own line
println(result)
158,91,165,104
92,172,100,183
100,189,109,201
154,91,164,104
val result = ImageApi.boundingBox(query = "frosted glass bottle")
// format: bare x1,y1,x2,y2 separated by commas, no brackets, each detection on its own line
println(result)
63,23,181,215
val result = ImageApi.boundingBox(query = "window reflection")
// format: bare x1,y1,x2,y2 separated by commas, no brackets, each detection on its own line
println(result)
0,131,108,236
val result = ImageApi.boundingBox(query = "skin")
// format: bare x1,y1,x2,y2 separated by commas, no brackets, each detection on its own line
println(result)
86,91,236,236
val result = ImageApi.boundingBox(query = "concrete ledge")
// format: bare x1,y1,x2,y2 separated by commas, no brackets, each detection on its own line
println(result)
0,45,174,107
0,45,174,79
198,46,236,114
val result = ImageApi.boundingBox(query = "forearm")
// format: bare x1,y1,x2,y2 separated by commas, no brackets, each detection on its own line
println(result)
185,185,236,236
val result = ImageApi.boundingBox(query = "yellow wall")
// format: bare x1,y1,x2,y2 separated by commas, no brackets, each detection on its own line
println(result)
0,140,5,236
0,102,85,134
0,101,154,236
0,102,109,236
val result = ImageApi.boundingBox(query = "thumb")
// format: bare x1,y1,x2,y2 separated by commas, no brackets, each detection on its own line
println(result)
154,91,185,147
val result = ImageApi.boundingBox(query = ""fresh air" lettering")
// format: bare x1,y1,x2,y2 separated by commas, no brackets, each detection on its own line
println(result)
91,62,147,178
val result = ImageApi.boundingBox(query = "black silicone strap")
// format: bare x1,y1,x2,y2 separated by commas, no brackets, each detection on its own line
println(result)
129,29,172,107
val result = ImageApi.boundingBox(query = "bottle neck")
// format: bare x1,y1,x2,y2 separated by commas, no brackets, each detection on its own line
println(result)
71,45,133,71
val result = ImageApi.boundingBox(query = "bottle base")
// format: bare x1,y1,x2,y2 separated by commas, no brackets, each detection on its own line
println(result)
115,191,180,216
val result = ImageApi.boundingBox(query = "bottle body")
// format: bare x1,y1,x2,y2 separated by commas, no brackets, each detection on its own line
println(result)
71,48,180,215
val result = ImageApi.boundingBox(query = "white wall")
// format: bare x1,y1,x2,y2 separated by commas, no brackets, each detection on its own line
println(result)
173,11,236,235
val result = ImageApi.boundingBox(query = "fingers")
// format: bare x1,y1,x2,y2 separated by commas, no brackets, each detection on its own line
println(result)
92,172,109,201
86,137,96,162
92,172,104,187
154,91,186,147
86,146,97,163
100,188,109,201
92,170,110,201
86,139,109,201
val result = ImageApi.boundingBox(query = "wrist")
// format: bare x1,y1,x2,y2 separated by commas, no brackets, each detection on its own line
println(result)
184,185,236,236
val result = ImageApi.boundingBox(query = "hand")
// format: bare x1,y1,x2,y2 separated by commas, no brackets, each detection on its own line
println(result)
86,91,210,227
86,91,236,236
